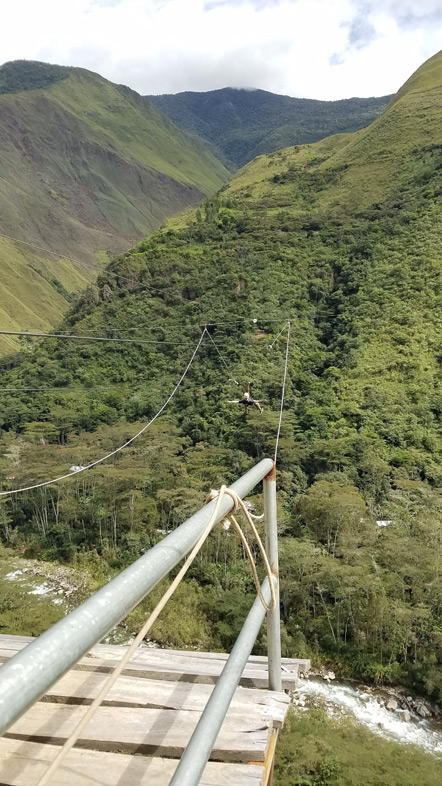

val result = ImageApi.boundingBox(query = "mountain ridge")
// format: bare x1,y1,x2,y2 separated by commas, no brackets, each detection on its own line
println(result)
146,86,393,168
0,60,229,353
2,51,442,704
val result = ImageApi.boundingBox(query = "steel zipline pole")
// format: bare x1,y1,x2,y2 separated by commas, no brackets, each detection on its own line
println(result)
169,464,282,786
0,458,273,735
169,577,276,786
263,461,282,691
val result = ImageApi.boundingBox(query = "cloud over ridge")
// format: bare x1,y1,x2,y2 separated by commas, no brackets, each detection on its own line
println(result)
1,0,441,100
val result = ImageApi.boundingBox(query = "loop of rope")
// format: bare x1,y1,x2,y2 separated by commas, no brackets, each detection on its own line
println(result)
206,487,276,612
224,490,277,614
36,483,276,785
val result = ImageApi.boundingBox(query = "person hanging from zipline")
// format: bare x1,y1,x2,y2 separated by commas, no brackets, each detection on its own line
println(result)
229,382,265,414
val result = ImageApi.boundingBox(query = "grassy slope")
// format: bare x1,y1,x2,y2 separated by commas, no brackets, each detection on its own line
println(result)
0,238,93,355
48,71,228,194
224,50,442,462
227,48,442,210
0,62,229,352
275,709,442,786
146,87,393,168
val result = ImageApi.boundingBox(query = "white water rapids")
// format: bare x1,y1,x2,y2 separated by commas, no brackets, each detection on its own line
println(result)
297,678,442,756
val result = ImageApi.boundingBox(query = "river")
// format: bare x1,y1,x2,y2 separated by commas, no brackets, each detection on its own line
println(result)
297,676,442,756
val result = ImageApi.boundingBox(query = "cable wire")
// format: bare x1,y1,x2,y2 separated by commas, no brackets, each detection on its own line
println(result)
274,321,290,465
204,328,239,385
0,329,196,347
0,330,205,497
0,385,143,393
268,321,290,350
52,316,264,336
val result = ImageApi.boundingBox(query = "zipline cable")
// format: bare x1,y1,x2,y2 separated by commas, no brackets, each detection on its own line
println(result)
0,329,206,497
0,329,197,347
268,320,291,350
204,328,239,385
0,385,146,393
55,316,266,335
18,313,336,339
274,321,290,465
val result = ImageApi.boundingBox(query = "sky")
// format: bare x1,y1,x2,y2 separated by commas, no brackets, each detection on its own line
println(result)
2,0,442,100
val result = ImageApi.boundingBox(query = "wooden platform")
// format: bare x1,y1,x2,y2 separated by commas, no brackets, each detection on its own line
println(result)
0,635,310,786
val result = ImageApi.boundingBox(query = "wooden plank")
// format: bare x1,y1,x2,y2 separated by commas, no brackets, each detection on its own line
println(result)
0,738,264,786
137,648,311,673
6,703,270,762
0,650,298,690
75,656,298,689
0,635,33,648
0,634,309,673
42,671,290,727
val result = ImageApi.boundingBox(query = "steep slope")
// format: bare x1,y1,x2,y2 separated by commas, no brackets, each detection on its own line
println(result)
226,48,442,213
1,52,442,698
146,87,392,168
0,60,229,352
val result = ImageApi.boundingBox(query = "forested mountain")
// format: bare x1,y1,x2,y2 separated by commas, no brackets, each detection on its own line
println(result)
0,60,228,354
1,50,442,705
146,87,392,169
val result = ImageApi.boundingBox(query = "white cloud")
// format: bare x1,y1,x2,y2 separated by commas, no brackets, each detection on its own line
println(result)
1,0,441,99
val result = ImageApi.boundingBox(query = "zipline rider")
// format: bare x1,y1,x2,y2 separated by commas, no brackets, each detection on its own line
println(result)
230,383,265,414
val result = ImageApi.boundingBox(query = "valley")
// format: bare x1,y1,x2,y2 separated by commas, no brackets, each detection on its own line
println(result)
147,87,392,169
1,45,442,785
0,60,229,353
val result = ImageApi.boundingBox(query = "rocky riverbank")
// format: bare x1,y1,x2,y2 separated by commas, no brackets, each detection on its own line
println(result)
293,674,442,756
4,560,91,605
306,667,441,722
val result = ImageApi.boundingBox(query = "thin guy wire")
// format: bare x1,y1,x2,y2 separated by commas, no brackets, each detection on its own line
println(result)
204,328,239,385
0,231,98,274
0,330,205,496
274,321,290,465
268,320,291,349
0,329,196,347
0,385,145,393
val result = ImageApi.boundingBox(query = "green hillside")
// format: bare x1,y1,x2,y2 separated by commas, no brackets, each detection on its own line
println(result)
146,87,392,169
1,51,442,704
0,61,229,353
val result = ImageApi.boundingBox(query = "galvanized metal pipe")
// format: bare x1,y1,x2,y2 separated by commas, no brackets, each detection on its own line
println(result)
263,462,282,691
169,577,276,786
0,458,273,734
